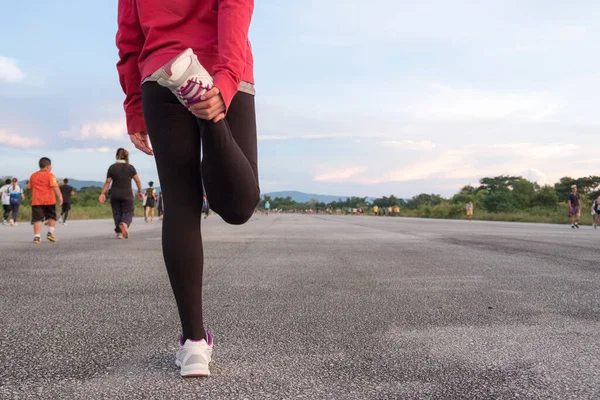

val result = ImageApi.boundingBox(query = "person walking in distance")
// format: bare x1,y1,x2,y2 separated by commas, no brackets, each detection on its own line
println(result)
466,201,474,221
202,195,210,219
265,200,270,216
58,178,75,225
157,191,164,221
569,185,581,229
7,178,25,226
1,178,11,225
144,181,157,223
592,194,600,230
117,0,259,377
27,158,63,244
98,148,144,239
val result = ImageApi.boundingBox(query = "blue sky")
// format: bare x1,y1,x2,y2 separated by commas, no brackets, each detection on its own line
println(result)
1,0,599,197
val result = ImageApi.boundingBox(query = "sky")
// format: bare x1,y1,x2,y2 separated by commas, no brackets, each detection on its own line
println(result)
1,0,599,198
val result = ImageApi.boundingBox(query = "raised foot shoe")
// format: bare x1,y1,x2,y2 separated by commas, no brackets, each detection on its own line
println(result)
154,48,213,108
175,332,213,377
47,233,57,242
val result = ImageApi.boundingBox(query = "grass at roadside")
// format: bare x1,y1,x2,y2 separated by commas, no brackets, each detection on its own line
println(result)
12,205,146,223
10,203,594,227
366,204,595,226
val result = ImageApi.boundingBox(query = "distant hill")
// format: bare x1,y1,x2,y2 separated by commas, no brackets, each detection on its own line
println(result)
61,179,105,190
262,191,375,204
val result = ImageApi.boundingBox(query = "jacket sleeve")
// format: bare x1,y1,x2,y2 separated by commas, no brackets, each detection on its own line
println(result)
212,0,254,112
116,0,146,135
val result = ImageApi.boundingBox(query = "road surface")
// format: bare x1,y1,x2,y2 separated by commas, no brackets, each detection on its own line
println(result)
1,215,599,399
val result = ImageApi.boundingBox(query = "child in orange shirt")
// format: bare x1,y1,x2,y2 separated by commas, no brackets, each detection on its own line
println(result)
27,157,63,244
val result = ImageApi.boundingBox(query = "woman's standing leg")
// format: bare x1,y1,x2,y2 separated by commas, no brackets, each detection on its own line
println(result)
201,92,260,224
111,198,123,233
120,200,134,228
143,82,206,341
11,204,19,222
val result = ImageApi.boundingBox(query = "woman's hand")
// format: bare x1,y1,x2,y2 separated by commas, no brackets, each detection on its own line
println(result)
189,87,226,123
130,132,154,156
99,194,106,203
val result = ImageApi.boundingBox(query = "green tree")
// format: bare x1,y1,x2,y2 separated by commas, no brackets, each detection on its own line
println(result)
478,175,520,193
482,191,519,213
512,178,536,209
531,185,559,208
405,193,444,210
460,185,476,194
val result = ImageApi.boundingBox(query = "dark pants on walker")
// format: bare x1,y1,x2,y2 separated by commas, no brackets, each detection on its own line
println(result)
111,198,134,233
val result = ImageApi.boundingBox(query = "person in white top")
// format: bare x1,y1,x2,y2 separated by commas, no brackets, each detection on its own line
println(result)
1,178,12,225
7,178,25,226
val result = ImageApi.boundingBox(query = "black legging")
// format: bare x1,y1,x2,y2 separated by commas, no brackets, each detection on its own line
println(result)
10,203,20,222
142,82,259,342
60,204,70,223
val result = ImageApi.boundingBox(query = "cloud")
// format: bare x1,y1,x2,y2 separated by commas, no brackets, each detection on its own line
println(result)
0,56,26,83
314,167,366,182
380,140,436,150
465,143,580,159
258,134,341,141
0,129,44,148
308,142,583,186
405,84,563,122
66,147,111,153
60,119,127,141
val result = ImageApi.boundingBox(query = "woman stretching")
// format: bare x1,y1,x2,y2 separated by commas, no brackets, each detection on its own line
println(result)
117,0,259,377
99,148,143,239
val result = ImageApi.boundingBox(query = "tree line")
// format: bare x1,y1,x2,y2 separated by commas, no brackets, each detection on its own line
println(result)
258,175,600,214
5,174,599,215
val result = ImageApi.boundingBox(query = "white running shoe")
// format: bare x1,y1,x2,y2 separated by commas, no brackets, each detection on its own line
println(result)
175,332,213,377
154,48,213,108
9,219,14,226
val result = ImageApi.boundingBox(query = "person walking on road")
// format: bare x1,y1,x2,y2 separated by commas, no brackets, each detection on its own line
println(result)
157,191,164,221
466,201,474,221
28,158,63,244
144,181,157,223
265,200,270,216
99,148,143,239
202,195,210,219
7,178,24,226
569,185,581,229
592,195,600,229
117,0,259,377
58,178,75,225
1,178,11,225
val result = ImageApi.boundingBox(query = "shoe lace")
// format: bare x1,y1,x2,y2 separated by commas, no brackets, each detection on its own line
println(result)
176,77,212,106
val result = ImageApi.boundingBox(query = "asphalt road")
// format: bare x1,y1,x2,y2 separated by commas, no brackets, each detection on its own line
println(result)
1,215,600,399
